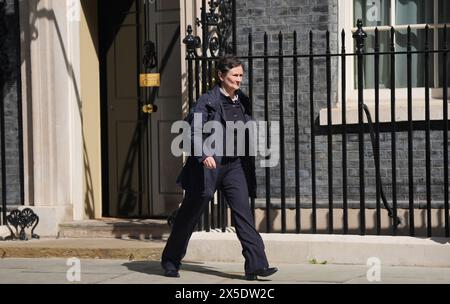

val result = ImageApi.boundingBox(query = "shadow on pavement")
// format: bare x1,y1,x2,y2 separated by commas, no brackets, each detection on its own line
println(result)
122,260,271,281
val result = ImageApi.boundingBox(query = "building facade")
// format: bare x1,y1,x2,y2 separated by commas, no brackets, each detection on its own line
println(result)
234,0,449,236
0,0,449,237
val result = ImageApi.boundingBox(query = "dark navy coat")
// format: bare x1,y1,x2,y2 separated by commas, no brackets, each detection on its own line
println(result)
177,85,257,198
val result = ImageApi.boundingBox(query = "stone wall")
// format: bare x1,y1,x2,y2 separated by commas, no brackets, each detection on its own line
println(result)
235,0,449,208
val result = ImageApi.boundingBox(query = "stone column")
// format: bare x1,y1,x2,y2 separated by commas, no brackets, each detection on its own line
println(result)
19,0,84,236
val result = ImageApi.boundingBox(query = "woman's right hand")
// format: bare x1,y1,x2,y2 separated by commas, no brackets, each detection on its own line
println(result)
203,157,217,169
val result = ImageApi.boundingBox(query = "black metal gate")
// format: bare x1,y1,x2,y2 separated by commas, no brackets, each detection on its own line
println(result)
0,0,25,229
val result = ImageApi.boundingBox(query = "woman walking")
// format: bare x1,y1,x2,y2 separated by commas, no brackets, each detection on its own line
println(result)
161,56,277,281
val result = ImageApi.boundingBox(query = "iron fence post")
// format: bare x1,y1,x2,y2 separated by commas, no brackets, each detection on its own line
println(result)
326,30,333,234
201,1,207,94
406,26,415,236
443,25,449,237
374,28,381,235
183,25,201,110
232,0,236,55
353,19,367,235
309,30,317,234
390,27,398,236
0,0,7,225
293,31,301,234
424,25,432,237
341,29,348,235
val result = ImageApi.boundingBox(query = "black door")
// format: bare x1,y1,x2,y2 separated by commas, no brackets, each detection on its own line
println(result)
99,0,183,218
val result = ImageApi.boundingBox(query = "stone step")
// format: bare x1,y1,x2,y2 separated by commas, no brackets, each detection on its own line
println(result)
0,238,165,260
2,232,449,267
58,219,171,240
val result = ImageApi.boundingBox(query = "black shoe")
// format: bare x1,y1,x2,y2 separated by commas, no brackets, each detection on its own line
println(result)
245,267,278,281
164,269,180,278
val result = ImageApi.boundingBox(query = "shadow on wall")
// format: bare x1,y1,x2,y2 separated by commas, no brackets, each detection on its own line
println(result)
256,209,280,233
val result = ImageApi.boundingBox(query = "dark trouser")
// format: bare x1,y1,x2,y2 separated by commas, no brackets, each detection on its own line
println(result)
161,158,269,274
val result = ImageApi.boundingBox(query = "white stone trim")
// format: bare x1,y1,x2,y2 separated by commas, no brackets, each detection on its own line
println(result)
30,0,53,205
66,0,83,221
338,0,355,105
329,0,450,126
320,97,450,126
17,0,80,234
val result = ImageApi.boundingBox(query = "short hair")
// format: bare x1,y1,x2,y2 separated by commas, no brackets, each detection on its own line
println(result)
216,55,244,79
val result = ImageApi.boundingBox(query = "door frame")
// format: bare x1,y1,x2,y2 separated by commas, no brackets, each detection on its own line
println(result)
79,0,103,220
97,0,180,218
96,0,200,218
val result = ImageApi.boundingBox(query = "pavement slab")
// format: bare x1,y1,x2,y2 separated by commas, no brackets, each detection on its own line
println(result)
0,258,449,284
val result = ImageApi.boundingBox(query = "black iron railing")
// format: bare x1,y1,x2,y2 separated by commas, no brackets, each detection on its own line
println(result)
0,0,8,226
183,19,450,237
0,0,34,240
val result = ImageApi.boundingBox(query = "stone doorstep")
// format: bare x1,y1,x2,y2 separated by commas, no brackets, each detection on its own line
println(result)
0,247,164,261
0,238,166,260
60,219,169,227
57,219,171,239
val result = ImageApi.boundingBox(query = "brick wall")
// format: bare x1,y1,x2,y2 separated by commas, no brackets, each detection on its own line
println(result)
235,0,449,208
0,0,22,205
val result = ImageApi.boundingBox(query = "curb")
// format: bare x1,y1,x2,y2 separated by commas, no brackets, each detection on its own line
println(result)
185,233,450,267
0,247,164,261
0,238,165,261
